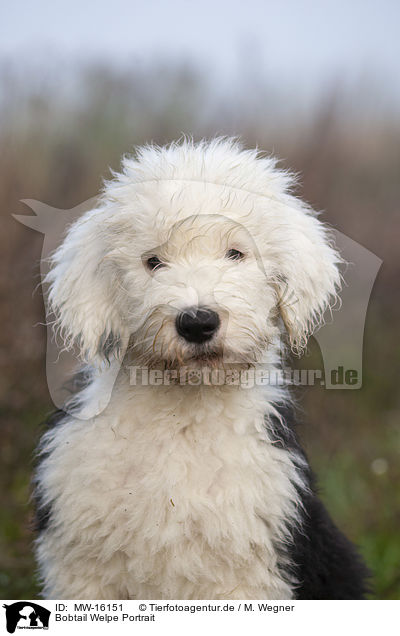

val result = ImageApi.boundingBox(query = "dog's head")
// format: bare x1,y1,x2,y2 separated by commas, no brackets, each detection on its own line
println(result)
46,138,341,368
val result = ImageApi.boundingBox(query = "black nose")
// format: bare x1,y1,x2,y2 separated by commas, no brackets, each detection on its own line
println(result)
176,307,220,344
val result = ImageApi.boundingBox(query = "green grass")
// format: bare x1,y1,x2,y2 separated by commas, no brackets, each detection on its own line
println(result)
0,405,47,599
311,442,400,599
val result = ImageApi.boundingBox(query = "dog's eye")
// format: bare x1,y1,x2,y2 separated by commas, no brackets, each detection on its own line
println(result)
225,249,245,261
146,256,165,271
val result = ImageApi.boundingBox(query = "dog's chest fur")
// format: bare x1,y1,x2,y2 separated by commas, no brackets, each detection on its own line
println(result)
37,381,302,599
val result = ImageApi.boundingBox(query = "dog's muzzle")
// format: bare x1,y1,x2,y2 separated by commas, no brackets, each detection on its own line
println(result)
176,307,220,344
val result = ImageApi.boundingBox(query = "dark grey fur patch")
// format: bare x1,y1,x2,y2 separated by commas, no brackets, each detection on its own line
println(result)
32,409,68,534
98,330,121,361
265,403,370,599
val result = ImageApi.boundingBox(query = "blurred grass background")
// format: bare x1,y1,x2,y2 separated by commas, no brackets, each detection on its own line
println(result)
0,60,399,599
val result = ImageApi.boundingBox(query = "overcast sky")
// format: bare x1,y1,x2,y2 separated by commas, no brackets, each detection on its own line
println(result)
1,0,399,103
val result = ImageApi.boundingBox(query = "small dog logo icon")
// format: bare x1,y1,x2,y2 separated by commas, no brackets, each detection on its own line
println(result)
3,602,50,633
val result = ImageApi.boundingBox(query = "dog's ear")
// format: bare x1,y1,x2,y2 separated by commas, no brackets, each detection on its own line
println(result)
45,207,127,363
272,201,342,352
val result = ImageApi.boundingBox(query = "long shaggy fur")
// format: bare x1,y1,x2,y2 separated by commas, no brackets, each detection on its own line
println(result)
33,137,368,599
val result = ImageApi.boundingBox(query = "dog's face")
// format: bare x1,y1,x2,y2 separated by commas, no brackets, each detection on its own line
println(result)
46,139,341,369
122,213,279,367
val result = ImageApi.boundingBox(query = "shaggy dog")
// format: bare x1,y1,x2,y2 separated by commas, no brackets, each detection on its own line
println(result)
34,138,368,599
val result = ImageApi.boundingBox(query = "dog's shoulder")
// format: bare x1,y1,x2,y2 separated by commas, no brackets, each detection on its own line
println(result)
270,403,370,599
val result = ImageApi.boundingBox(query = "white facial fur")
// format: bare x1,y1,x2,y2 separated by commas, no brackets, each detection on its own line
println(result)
46,138,341,368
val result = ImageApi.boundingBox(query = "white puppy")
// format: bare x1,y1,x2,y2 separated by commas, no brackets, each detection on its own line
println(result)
34,138,368,600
